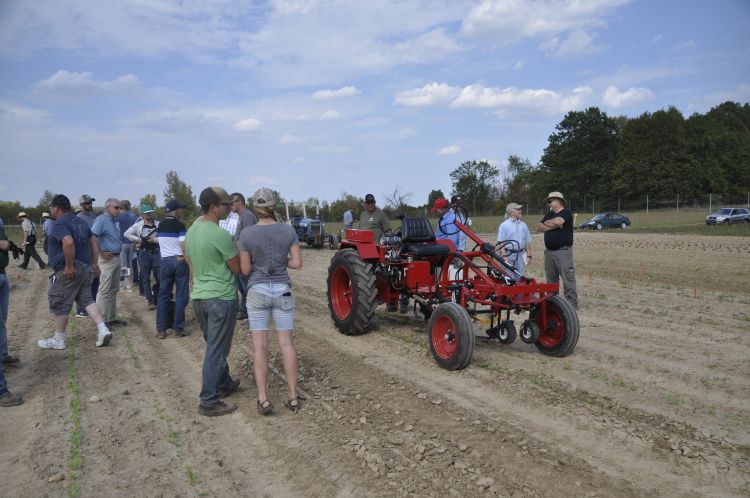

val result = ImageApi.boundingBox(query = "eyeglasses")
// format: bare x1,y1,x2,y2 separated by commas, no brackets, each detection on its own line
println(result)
113,206,121,209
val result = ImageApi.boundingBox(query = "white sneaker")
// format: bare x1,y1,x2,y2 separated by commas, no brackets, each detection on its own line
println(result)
96,330,113,347
38,337,67,350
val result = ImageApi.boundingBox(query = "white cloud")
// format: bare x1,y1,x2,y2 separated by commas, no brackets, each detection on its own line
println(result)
602,86,653,108
462,0,629,55
233,118,262,131
280,134,301,144
395,82,461,107
438,145,460,155
312,86,361,100
248,176,276,186
320,110,341,120
31,70,141,98
0,101,50,124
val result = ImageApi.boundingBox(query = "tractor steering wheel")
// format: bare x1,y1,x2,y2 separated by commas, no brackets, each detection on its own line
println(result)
437,205,469,236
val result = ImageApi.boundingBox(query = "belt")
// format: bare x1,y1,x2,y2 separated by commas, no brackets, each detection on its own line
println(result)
104,252,120,256
547,246,570,251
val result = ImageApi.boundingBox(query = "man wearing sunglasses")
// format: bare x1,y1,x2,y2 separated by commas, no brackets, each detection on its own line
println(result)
91,198,126,328
536,191,578,310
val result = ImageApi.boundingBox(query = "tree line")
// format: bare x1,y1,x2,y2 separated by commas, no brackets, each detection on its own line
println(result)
2,101,747,224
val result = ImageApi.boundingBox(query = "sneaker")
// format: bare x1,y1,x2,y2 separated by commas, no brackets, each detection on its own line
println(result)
147,303,157,311
76,310,88,318
38,337,66,350
174,329,190,337
96,330,113,347
157,330,166,339
198,400,237,417
219,378,241,398
0,391,24,407
2,355,20,366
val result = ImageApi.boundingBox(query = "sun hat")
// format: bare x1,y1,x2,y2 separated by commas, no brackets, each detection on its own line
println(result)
42,212,50,218
546,191,565,204
17,212,27,218
252,187,277,208
431,198,448,212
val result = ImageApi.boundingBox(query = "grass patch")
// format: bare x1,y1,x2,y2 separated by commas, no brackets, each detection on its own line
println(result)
185,466,201,485
122,334,142,371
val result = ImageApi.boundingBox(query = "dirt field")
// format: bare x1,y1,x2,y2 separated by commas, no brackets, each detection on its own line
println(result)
1,231,748,497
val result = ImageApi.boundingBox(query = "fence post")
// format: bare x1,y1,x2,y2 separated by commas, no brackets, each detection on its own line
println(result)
646,195,649,213
709,193,712,213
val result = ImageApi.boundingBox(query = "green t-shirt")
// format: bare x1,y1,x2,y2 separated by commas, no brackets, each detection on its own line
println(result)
0,225,8,269
359,208,391,243
185,218,238,300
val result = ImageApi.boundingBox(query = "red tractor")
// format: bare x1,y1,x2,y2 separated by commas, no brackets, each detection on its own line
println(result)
326,209,579,370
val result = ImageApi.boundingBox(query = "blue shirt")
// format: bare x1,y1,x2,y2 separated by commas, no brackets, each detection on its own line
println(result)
48,213,94,271
435,209,466,251
117,211,137,243
91,214,122,253
497,218,532,252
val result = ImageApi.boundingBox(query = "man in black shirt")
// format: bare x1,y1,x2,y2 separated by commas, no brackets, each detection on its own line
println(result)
536,191,578,310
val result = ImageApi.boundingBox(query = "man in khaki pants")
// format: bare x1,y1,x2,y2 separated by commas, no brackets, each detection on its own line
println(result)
91,198,126,328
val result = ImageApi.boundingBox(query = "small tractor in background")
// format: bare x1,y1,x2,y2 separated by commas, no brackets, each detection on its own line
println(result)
326,206,579,370
285,200,337,249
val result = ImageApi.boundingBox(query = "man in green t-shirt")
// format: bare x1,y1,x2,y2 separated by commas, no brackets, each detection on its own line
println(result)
185,186,242,417
359,193,391,243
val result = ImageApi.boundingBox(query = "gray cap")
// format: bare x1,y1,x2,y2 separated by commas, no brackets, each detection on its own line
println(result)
252,187,277,208
506,202,523,215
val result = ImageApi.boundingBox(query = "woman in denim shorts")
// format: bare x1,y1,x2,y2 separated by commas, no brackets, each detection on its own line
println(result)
239,188,303,415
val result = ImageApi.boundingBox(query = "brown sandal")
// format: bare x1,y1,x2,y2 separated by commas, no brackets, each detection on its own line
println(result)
257,399,273,415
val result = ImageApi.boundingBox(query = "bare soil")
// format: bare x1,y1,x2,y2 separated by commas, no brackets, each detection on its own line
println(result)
1,231,748,497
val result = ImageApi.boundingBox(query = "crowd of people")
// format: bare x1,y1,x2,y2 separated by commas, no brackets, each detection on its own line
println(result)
1,188,577,411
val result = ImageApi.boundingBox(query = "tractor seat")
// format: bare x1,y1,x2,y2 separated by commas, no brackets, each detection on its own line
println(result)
400,217,436,244
400,218,450,257
404,244,451,257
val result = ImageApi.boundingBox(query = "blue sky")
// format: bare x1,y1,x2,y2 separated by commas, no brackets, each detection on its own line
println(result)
1,0,748,208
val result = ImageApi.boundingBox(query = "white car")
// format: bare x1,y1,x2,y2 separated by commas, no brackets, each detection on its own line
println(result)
705,207,750,225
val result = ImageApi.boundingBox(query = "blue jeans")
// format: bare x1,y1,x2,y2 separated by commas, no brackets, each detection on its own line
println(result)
0,272,9,395
139,251,161,304
157,257,189,332
236,274,249,315
193,298,238,407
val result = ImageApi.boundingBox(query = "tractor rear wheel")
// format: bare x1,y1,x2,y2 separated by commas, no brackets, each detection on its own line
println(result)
327,249,377,335
531,295,579,357
428,302,474,370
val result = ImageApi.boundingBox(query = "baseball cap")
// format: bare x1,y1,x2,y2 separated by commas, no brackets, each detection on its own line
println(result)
364,194,376,203
252,187,277,208
450,195,462,205
17,211,27,218
42,212,50,218
79,194,95,205
431,198,448,212
139,204,156,214
506,202,523,214
199,186,232,208
546,191,566,204
165,199,187,212
50,194,72,209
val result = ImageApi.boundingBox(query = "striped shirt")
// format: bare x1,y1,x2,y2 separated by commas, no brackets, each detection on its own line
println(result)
156,216,186,257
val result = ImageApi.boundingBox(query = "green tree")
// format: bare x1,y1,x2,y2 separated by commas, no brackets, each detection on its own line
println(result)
449,160,501,215
329,192,363,221
37,190,57,210
613,107,692,202
539,107,620,210
163,170,197,213
139,194,157,212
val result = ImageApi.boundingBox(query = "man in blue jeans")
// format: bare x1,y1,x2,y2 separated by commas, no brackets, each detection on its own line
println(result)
185,187,242,417
0,224,23,406
156,199,189,339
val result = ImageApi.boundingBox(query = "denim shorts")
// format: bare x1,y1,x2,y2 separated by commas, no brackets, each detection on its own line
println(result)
246,282,295,331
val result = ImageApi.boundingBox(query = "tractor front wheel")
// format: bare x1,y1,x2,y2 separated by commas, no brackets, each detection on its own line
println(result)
327,249,378,335
531,295,579,357
428,302,475,370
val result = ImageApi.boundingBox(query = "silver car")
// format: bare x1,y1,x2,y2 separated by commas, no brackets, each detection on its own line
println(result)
705,207,750,225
